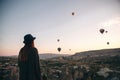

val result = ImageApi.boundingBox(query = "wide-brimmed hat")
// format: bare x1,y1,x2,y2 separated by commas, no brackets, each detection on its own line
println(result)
23,34,36,43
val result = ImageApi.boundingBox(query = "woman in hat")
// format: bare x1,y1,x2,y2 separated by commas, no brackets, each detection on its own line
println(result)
18,34,42,80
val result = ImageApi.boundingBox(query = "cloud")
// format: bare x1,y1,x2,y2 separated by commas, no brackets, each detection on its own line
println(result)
102,17,120,27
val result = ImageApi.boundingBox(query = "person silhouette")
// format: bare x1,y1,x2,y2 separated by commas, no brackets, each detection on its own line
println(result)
18,34,41,80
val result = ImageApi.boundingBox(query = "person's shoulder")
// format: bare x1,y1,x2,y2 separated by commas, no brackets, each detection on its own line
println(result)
31,47,38,50
31,47,38,53
20,46,27,50
30,47,39,57
19,47,24,52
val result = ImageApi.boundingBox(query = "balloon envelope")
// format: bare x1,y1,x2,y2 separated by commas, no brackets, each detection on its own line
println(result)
100,29,105,34
105,31,108,33
107,42,109,45
69,49,71,51
57,47,61,52
72,12,75,16
57,39,60,42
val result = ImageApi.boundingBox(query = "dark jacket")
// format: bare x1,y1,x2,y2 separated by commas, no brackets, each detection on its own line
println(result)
18,46,41,80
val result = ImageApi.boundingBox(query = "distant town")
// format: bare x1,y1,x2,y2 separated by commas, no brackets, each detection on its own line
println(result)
0,48,120,80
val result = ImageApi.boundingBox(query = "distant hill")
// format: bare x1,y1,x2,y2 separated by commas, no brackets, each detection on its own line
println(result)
39,53,70,59
69,48,120,60
73,48,120,57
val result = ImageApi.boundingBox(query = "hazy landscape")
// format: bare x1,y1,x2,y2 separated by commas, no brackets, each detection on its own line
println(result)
1,0,120,80
0,48,120,80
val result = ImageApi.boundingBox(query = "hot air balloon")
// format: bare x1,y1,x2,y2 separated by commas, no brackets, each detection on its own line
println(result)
57,47,61,52
105,31,108,33
99,29,105,34
107,42,109,45
69,49,71,51
57,39,60,42
72,12,75,16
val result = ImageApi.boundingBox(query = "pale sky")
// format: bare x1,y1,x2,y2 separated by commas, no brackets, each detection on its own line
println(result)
0,0,120,56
